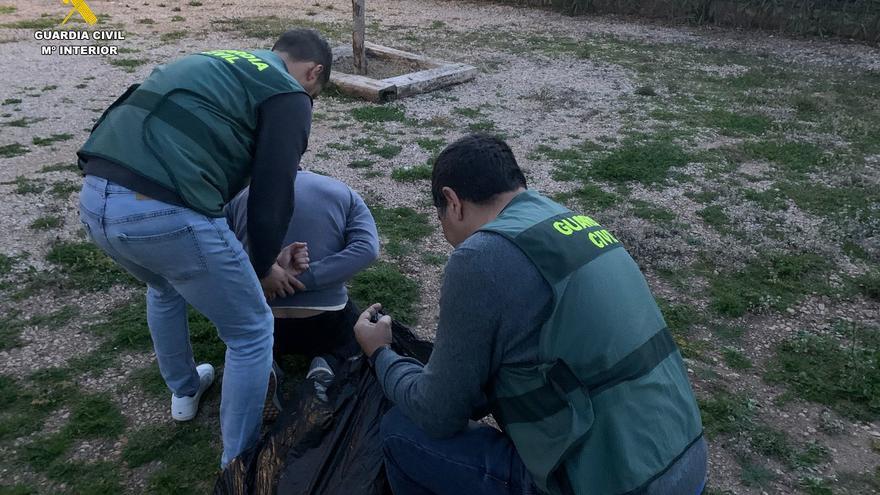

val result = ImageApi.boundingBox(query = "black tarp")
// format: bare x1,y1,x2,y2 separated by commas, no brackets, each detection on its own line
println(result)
214,321,432,495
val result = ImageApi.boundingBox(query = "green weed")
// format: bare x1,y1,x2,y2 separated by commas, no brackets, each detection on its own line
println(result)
0,143,28,158
2,98,21,105
160,30,187,42
351,105,406,123
855,271,880,300
30,215,62,230
766,323,880,421
591,140,690,184
630,200,676,223
391,165,432,182
39,162,79,173
705,110,771,136
697,205,730,231
721,347,753,370
416,138,446,153
350,262,420,324
348,159,375,169
123,423,218,493
2,17,56,29
109,58,148,70
708,252,831,316
46,241,135,291
740,140,824,174
12,176,45,194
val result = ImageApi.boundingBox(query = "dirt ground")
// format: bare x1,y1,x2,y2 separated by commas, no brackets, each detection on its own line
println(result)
0,0,879,493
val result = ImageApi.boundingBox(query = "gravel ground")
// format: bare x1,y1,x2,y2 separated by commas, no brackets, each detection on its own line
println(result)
1,0,879,493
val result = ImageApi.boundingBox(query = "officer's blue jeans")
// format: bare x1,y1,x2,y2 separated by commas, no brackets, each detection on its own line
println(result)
380,407,539,495
380,406,708,495
78,175,273,467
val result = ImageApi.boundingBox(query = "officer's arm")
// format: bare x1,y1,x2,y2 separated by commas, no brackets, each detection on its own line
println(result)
247,92,312,278
373,245,500,438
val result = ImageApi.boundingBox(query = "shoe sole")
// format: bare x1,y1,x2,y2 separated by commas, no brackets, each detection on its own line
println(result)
263,370,282,423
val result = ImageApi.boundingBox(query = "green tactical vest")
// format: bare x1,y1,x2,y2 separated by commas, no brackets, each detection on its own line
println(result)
480,191,703,495
78,49,307,217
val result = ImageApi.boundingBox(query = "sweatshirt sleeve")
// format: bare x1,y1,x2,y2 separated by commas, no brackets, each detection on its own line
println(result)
295,189,379,290
373,244,501,438
246,92,311,278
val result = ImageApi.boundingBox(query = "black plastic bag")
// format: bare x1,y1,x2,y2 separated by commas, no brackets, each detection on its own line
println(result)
214,321,433,495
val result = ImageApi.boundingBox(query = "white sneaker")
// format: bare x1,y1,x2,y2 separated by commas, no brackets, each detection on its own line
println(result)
171,363,214,421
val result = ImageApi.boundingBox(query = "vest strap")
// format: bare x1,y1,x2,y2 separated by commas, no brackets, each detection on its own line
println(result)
124,89,221,158
495,328,677,424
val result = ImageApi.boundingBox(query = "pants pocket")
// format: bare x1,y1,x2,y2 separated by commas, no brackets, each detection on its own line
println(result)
116,225,208,282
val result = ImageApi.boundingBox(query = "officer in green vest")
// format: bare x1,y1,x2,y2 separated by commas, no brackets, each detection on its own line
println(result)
354,134,708,494
76,29,330,467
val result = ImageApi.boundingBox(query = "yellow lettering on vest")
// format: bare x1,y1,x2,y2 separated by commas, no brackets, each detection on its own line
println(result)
588,231,606,248
253,62,269,71
554,221,573,236
563,218,583,232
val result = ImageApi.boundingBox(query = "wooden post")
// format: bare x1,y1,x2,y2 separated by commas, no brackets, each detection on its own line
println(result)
352,0,367,75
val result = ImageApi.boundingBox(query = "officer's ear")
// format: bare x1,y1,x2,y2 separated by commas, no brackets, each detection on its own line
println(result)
308,64,324,84
441,187,463,221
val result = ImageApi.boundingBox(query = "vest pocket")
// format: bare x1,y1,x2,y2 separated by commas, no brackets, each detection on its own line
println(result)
116,225,207,281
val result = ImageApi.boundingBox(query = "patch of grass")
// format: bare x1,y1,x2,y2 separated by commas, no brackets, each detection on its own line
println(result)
0,312,25,352
630,200,676,222
12,176,45,194
391,164,432,182
0,6,16,14
794,441,832,468
591,140,690,184
49,180,80,198
659,299,704,359
355,138,401,158
2,98,21,105
137,17,155,24
123,423,218,492
742,188,786,211
855,271,880,301
749,423,795,462
697,205,730,231
738,456,776,488
721,347,753,370
0,253,12,275
370,204,433,257
705,110,771,136
552,184,619,212
421,252,447,266
160,30,187,42
67,394,126,438
0,143,29,158
800,477,834,495
350,262,420,324
708,252,831,317
740,140,824,174
171,15,185,21
0,485,36,495
29,305,79,328
712,324,745,341
45,461,123,495
109,58,148,70
766,323,880,421
634,85,657,96
452,107,483,119
188,0,203,5
351,105,406,123
41,85,57,92
4,117,45,128
778,181,879,223
416,138,446,153
131,363,167,397
30,215,63,230
46,241,135,291
2,17,56,29
347,158,374,169
87,300,151,352
467,121,496,132
699,390,754,437
39,162,78,173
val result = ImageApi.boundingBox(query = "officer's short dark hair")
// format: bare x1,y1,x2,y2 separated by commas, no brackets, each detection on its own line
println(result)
431,133,527,214
273,28,332,86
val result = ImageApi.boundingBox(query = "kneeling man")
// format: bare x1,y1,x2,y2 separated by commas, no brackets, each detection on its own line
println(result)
354,134,707,495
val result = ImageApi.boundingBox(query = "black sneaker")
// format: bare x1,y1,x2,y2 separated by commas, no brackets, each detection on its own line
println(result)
263,362,283,423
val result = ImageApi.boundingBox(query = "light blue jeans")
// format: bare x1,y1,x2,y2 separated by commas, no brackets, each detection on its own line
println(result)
78,175,273,467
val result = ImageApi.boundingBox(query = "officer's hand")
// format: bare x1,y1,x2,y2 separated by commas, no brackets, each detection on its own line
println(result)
261,263,296,301
278,242,309,275
354,303,392,358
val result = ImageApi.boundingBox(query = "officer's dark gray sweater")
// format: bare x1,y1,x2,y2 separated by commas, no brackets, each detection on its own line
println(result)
374,231,709,493
373,231,552,436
